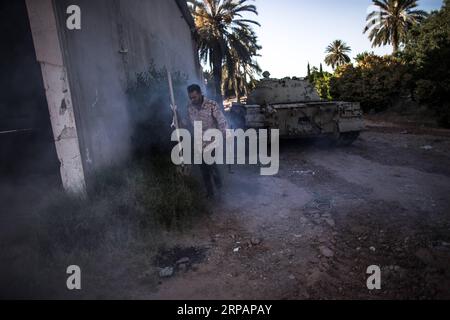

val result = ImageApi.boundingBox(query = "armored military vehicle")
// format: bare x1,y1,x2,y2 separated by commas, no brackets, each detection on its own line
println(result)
229,73,365,146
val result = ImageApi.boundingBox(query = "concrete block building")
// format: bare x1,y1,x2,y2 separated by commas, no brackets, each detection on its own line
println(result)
0,0,201,195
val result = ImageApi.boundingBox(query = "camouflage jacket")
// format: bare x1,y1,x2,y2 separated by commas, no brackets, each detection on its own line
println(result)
187,97,228,148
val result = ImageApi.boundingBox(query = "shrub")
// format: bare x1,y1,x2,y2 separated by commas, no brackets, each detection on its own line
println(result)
307,67,333,100
126,63,189,156
330,54,412,112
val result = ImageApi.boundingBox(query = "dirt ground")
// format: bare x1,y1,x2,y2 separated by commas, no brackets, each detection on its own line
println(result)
1,118,450,300
141,119,450,300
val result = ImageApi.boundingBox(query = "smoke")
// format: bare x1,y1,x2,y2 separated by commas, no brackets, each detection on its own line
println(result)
0,0,206,298
126,60,206,154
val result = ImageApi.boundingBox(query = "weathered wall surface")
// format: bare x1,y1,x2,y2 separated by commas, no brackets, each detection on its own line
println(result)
53,0,201,178
114,0,200,79
26,0,87,195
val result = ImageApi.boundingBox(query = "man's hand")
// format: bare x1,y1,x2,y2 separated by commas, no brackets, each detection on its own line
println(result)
171,104,189,129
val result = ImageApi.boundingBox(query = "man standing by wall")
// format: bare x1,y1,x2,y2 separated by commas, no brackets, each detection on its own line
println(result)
185,84,228,198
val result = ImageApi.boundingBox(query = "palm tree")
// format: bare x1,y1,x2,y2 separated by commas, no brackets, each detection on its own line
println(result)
324,40,352,69
354,51,375,64
222,52,261,101
223,27,261,102
189,0,260,105
364,0,428,54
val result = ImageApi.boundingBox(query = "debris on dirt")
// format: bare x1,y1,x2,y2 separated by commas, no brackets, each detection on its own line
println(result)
305,196,333,211
178,264,187,272
319,246,334,258
307,270,323,287
153,246,207,275
138,270,153,281
415,248,435,266
251,237,262,246
370,246,376,252
176,257,190,265
233,247,240,253
159,267,174,278
421,145,433,150
191,264,200,272
324,218,335,227
439,241,450,247
292,170,316,176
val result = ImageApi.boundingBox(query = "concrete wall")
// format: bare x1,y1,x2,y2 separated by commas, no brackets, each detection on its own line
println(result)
52,0,201,178
26,0,87,195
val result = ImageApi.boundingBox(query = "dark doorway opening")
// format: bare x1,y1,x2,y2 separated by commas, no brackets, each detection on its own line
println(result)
0,0,62,299
0,0,60,185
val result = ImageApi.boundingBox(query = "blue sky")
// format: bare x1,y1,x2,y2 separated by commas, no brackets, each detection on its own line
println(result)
248,0,443,78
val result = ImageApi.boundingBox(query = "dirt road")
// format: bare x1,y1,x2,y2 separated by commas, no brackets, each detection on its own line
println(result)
146,122,450,300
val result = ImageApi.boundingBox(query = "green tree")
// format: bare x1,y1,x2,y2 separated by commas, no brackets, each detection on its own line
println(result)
403,0,450,126
364,0,428,54
330,54,411,112
325,40,352,69
189,0,260,105
307,65,333,100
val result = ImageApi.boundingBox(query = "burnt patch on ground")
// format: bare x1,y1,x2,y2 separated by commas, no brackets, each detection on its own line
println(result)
153,246,208,273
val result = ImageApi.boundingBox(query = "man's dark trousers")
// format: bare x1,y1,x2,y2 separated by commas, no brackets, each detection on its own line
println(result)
200,163,222,197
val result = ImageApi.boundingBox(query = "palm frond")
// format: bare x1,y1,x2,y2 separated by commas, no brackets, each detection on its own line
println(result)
364,0,428,53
